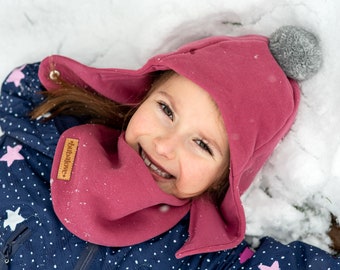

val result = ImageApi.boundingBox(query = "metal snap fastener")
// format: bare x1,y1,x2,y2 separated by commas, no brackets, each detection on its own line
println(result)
49,70,60,81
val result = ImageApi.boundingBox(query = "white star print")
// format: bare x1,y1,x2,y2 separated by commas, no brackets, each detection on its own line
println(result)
3,207,25,231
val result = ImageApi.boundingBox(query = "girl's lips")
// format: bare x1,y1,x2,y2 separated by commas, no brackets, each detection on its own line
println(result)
140,148,174,179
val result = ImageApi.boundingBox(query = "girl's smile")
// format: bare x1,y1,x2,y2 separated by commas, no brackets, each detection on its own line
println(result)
140,147,174,179
125,73,229,199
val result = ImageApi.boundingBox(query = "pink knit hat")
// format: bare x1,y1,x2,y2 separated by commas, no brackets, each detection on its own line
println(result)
39,26,321,258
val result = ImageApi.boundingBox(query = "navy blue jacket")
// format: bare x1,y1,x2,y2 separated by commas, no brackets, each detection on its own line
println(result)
1,63,339,269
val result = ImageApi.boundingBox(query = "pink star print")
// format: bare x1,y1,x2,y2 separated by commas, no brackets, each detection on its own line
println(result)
0,145,24,167
5,65,26,87
258,261,280,270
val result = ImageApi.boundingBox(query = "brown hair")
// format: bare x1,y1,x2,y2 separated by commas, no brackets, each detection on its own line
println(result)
30,81,135,130
31,70,229,205
208,162,230,206
31,71,172,130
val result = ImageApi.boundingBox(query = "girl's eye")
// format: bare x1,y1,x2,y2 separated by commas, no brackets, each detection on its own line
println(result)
195,139,213,156
158,102,174,121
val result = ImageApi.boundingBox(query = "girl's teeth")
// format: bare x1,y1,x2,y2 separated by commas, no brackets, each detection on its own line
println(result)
144,157,151,166
141,150,172,179
150,164,158,171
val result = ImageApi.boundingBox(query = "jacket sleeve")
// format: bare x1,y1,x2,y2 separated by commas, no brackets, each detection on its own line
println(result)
0,63,88,269
0,62,58,159
237,237,340,269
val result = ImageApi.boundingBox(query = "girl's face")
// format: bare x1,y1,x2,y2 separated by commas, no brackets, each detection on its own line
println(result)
125,73,229,199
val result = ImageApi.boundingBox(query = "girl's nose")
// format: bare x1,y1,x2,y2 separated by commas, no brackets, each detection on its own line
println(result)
153,134,178,159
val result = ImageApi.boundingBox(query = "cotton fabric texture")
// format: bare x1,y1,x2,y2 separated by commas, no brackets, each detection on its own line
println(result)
38,34,300,258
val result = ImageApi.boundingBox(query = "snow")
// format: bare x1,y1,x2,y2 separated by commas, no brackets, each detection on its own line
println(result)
1,0,339,252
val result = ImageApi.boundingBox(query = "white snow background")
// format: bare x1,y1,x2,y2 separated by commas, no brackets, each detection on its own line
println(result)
1,0,339,253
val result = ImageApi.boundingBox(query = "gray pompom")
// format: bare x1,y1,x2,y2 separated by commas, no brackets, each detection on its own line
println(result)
269,25,322,80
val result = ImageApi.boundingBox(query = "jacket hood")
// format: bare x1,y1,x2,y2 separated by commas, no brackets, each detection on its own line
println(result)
39,34,300,258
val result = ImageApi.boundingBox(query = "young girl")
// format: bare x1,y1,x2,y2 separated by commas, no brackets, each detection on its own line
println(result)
1,25,339,269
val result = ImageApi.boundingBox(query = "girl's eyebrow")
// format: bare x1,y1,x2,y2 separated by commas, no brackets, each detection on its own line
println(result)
205,133,224,157
197,114,225,158
157,90,178,112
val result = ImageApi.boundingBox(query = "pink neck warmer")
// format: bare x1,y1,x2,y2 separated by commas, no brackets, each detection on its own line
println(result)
51,124,190,246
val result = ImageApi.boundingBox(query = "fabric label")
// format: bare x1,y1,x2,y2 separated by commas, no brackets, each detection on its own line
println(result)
57,138,79,181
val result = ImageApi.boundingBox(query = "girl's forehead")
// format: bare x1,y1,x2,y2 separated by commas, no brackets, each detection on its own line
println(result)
154,73,221,114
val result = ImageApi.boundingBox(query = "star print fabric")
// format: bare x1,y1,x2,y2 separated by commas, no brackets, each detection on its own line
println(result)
1,63,340,269
0,63,88,268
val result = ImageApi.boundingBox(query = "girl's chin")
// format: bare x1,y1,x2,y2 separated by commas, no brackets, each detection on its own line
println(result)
153,177,175,195
151,174,199,200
